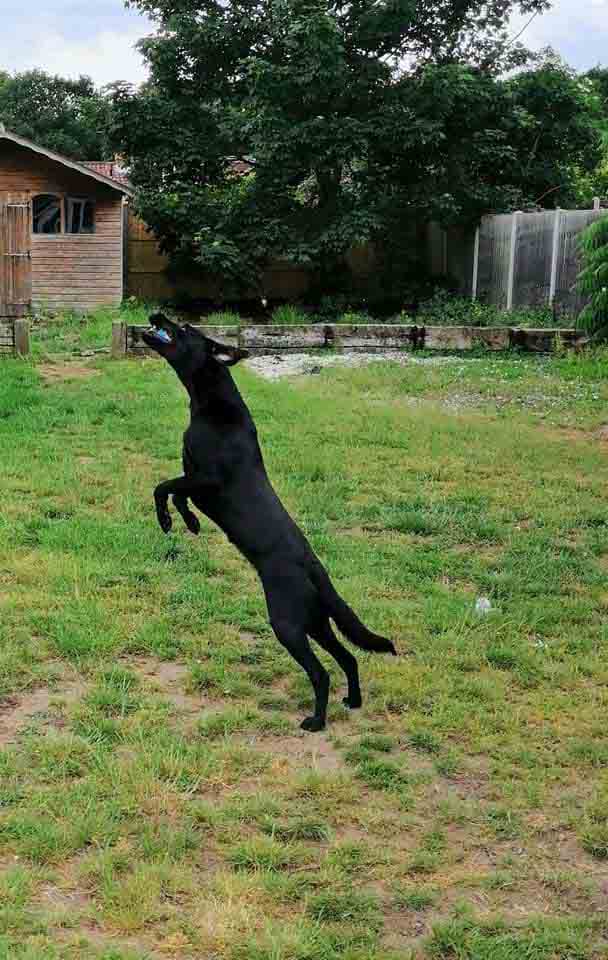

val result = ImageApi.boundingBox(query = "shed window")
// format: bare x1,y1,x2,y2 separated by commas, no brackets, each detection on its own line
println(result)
33,194,62,234
66,198,95,234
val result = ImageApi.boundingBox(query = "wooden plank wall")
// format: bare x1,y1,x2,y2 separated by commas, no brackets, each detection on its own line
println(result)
31,198,123,311
0,142,124,312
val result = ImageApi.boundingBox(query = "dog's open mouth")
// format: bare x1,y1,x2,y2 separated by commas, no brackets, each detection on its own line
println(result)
144,316,174,345
145,326,173,344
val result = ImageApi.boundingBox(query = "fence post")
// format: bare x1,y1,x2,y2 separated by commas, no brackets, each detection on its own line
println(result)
471,226,480,300
441,229,448,276
593,197,600,211
14,319,30,357
111,322,127,359
548,207,561,306
506,211,520,311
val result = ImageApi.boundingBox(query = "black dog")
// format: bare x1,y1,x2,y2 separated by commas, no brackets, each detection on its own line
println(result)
141,313,396,731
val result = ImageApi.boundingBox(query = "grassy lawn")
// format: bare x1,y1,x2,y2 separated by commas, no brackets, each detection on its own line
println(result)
1,316,608,959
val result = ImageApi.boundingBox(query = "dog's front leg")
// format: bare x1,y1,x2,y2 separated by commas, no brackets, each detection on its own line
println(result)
154,478,180,533
153,475,216,534
172,494,200,535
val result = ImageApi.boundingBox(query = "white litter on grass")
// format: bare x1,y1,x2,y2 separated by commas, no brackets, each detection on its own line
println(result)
475,597,493,615
244,351,484,380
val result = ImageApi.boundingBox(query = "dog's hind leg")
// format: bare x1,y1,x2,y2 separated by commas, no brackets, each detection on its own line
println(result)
270,616,329,731
312,619,362,710
172,494,201,535
264,573,330,731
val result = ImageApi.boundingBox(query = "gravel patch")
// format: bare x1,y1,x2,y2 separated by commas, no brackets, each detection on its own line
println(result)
244,351,483,380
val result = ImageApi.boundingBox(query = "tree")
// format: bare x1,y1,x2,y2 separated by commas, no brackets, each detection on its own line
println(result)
0,70,113,159
117,0,602,298
586,67,608,113
585,67,608,201
506,60,604,208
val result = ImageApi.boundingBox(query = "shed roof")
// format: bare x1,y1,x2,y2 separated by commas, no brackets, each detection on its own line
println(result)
0,124,133,196
81,161,132,188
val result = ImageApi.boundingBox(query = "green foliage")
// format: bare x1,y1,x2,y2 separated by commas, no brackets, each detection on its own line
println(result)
114,0,603,298
507,62,603,209
585,67,608,199
577,215,608,338
416,291,557,329
0,69,113,159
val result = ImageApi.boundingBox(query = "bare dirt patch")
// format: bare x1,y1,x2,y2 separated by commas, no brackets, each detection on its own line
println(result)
243,731,346,773
54,923,163,959
129,656,205,716
38,882,93,915
39,362,101,384
0,679,88,746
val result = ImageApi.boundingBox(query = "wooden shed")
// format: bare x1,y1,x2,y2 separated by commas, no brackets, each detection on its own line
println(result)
0,125,132,319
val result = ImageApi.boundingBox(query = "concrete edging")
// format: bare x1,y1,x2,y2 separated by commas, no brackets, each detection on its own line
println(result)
114,322,587,358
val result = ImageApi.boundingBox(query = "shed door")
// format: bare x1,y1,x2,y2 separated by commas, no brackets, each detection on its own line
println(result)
0,193,32,317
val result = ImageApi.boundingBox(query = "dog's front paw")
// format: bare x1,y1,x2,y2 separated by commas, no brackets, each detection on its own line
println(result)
157,509,172,534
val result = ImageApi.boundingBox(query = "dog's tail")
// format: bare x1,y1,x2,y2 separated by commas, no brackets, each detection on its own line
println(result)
311,562,396,655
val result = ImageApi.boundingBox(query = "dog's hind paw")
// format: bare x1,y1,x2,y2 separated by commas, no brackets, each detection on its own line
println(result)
157,510,173,534
300,716,326,732
184,513,200,535
342,695,362,710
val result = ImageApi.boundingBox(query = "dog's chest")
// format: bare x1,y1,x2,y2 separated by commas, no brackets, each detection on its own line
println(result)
182,422,231,480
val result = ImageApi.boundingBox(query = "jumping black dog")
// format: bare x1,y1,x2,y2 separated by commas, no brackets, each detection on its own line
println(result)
141,313,396,731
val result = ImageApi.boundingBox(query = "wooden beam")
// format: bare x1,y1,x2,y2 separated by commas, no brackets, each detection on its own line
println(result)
13,319,30,356
111,322,127,358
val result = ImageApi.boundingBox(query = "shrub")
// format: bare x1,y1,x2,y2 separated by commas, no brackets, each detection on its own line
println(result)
577,214,608,339
417,289,557,328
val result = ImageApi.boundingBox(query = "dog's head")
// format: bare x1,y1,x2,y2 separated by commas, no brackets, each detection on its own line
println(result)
141,313,248,382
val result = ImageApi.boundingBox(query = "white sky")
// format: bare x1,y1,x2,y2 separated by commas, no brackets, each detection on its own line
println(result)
0,0,606,87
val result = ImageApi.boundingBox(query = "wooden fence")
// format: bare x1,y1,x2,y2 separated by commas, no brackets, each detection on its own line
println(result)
125,210,412,304
129,206,605,318
112,321,587,359
0,318,29,356
126,210,314,302
428,203,607,314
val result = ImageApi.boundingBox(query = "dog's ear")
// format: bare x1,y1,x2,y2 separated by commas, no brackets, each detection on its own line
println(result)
209,340,249,366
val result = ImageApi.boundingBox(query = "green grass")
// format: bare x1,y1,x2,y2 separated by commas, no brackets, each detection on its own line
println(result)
270,304,310,325
30,300,152,358
394,884,439,911
0,317,607,957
